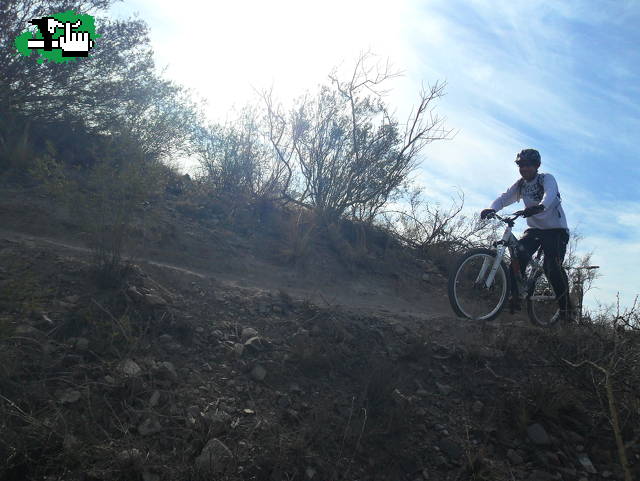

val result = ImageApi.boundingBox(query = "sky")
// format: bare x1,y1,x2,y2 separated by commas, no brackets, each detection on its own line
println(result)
109,0,640,314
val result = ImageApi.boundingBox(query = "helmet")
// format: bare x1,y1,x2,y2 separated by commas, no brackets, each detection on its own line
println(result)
515,149,541,166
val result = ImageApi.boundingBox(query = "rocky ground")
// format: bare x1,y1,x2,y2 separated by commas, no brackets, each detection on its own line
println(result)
1,184,638,481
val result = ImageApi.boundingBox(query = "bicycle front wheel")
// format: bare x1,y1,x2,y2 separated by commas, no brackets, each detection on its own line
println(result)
527,271,559,327
448,248,510,321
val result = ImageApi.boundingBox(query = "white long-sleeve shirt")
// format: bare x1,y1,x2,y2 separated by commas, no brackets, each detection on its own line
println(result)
490,173,568,231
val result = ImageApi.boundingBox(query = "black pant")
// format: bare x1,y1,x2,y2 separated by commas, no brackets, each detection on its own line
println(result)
512,228,572,314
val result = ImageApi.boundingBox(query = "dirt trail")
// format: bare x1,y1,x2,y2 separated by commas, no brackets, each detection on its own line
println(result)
0,227,455,329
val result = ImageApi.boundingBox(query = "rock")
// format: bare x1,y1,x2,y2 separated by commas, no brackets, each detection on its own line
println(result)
392,388,411,405
244,336,265,350
149,390,161,407
602,470,612,478
565,430,585,444
62,353,84,367
422,273,432,282
58,390,82,404
528,470,555,481
527,423,551,445
120,359,142,377
158,334,173,343
187,405,201,417
186,405,201,425
138,417,162,436
290,383,304,394
155,361,178,383
55,300,75,309
104,375,116,385
472,400,484,415
291,329,313,358
439,438,464,461
74,337,89,351
202,412,231,436
14,325,44,337
145,293,167,306
212,330,225,340
558,467,577,478
394,324,407,335
195,438,233,474
433,454,447,466
305,466,317,479
233,343,245,357
117,448,142,465
416,389,429,397
63,434,79,451
250,365,267,382
545,452,560,465
241,327,259,342
165,341,183,352
436,382,453,396
577,454,597,474
64,295,80,304
142,471,160,481
507,449,524,465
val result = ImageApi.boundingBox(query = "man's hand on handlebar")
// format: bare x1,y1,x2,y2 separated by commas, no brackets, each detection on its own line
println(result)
480,208,496,220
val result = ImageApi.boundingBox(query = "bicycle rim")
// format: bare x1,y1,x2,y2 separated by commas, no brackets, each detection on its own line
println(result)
453,253,508,320
527,273,559,327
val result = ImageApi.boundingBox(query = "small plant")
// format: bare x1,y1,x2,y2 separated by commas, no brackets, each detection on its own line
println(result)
279,209,317,266
65,135,162,289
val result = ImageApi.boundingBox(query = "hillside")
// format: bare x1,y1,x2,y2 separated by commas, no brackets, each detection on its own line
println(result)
1,182,638,481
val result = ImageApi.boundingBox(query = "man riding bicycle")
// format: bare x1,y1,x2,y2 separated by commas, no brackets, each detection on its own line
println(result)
480,149,574,321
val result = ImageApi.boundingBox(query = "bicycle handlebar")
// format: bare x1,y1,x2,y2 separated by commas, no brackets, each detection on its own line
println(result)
488,211,525,223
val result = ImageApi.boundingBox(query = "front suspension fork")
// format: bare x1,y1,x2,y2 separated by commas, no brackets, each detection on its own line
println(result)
480,246,506,288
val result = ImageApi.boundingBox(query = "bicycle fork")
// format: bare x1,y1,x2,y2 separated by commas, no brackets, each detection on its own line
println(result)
478,245,506,288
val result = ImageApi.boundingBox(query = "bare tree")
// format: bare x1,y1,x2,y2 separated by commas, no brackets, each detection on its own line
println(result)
378,187,500,254
194,105,293,200
265,53,454,222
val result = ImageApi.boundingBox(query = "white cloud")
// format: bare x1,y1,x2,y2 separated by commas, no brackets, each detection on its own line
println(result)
111,0,409,116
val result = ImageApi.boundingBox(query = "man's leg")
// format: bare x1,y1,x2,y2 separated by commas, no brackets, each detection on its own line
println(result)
510,230,540,311
540,229,572,319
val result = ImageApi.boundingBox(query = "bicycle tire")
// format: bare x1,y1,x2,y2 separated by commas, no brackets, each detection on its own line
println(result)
448,248,511,321
527,270,560,327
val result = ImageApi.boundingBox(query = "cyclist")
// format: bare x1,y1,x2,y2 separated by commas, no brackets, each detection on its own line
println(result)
480,149,573,321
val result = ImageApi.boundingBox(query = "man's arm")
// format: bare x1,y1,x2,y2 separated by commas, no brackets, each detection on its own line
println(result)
540,174,561,210
489,180,520,212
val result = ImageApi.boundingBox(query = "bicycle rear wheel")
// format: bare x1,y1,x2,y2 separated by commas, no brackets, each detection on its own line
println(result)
448,248,510,321
527,271,560,327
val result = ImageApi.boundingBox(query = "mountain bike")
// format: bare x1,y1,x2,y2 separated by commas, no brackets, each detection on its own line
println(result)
447,210,582,326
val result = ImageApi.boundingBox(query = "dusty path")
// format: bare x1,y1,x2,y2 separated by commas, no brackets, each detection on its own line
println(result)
0,227,458,330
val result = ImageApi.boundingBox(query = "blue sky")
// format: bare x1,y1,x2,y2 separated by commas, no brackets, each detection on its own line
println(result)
109,0,640,313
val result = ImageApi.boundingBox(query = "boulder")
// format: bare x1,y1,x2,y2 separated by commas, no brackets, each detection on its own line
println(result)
195,438,233,475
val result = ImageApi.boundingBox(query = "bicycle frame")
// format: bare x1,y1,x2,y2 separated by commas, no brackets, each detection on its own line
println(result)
479,212,544,295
